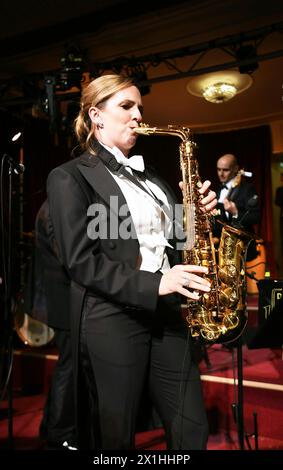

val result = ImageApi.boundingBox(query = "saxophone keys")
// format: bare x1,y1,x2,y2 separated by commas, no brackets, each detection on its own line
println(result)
219,287,238,307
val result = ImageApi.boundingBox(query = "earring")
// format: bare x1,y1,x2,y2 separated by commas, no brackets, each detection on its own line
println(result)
97,120,104,129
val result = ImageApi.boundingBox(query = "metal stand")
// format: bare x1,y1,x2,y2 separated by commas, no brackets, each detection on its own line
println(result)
0,160,14,448
231,336,258,450
231,269,260,449
236,339,245,450
0,150,24,448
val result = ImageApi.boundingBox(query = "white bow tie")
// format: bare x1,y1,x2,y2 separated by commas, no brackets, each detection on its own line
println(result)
115,153,145,172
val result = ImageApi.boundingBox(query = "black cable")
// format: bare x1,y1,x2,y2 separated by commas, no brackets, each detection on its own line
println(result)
246,261,266,269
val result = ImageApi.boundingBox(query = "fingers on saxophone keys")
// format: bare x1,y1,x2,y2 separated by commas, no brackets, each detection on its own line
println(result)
182,274,210,293
201,199,217,214
181,288,200,300
181,265,208,274
188,279,211,292
198,180,211,194
201,190,217,206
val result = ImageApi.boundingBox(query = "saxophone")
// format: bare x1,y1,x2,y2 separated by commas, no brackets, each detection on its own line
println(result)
134,124,251,343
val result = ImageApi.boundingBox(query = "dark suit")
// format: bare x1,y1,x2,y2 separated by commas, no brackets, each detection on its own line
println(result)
214,179,260,261
35,201,75,447
46,144,208,450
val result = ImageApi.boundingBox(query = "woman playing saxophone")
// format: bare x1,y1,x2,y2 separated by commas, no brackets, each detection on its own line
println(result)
46,74,217,449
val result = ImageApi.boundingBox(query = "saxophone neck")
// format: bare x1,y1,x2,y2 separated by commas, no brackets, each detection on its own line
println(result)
134,124,191,142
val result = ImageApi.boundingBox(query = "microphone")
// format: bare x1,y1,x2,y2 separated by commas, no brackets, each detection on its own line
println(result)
232,195,259,228
4,154,25,174
246,194,258,208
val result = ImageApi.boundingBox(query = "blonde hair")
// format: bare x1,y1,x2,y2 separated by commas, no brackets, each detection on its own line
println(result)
74,74,134,154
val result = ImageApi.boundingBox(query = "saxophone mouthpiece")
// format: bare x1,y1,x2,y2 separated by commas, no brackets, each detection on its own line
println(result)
133,124,156,135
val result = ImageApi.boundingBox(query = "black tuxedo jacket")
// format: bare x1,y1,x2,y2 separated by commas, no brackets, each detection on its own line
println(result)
47,145,181,316
46,144,182,442
23,200,71,331
214,179,260,261
215,180,260,228
35,200,71,330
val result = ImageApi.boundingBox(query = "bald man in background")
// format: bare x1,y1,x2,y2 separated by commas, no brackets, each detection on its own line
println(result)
213,153,260,261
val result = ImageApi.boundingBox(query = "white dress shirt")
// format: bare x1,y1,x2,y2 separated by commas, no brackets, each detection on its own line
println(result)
218,178,234,203
218,177,238,219
100,144,172,273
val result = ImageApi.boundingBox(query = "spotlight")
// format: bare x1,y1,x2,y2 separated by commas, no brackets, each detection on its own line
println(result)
236,45,259,74
57,47,84,91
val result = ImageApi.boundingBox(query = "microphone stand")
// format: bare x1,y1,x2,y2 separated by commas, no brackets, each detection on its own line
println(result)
228,215,250,450
229,326,245,450
1,156,20,449
231,271,261,450
220,194,260,449
2,163,13,450
236,337,245,450
7,160,14,449
233,315,259,450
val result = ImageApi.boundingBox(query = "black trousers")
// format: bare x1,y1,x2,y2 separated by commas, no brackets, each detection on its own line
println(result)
40,329,75,445
80,295,208,450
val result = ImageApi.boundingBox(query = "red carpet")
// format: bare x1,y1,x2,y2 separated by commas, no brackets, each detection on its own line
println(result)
199,344,283,448
1,344,283,451
0,390,282,451
1,295,283,451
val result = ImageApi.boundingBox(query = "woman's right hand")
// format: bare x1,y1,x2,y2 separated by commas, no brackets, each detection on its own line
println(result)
158,264,211,300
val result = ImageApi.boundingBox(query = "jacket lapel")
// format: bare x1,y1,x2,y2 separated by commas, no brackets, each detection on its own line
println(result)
77,152,125,205
76,149,179,241
76,150,135,231
145,167,177,209
145,167,181,240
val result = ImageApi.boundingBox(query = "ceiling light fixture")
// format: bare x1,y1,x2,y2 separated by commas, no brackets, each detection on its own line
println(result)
186,70,253,104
